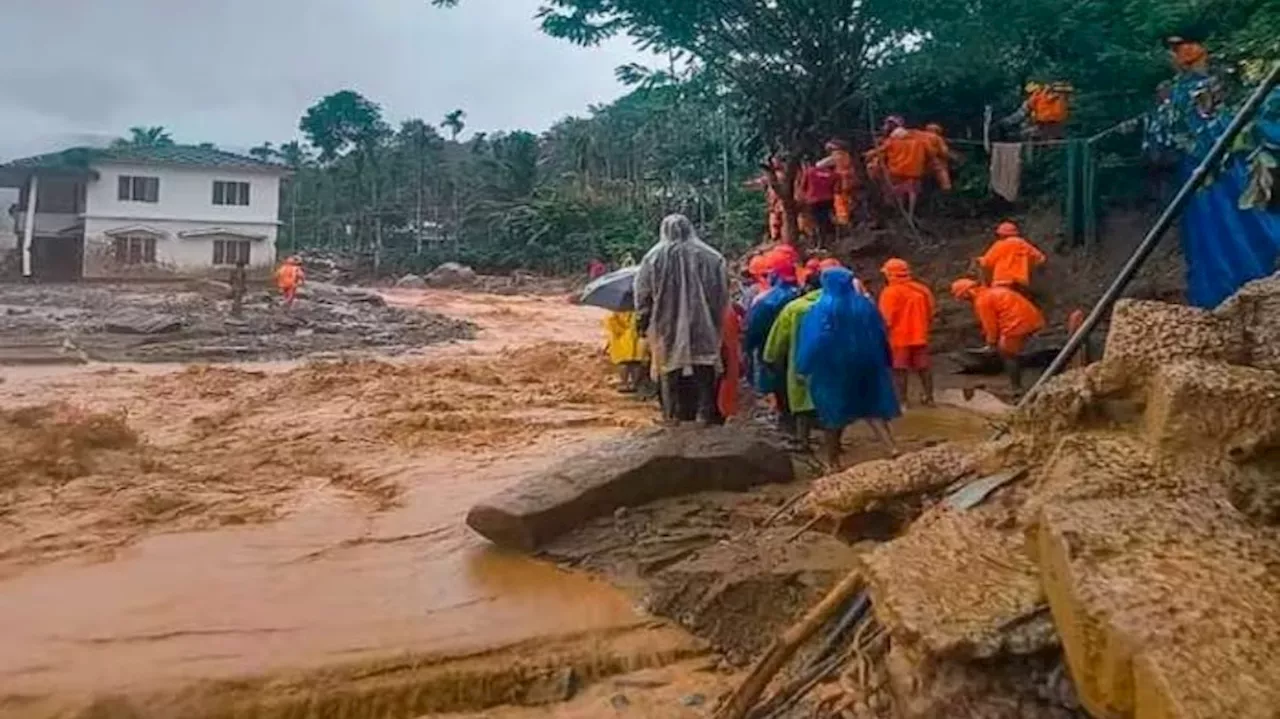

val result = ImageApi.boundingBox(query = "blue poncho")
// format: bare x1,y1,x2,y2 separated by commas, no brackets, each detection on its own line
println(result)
744,277,800,393
796,268,901,429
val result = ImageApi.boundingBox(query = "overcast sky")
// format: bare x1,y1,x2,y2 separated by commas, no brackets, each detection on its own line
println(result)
1,0,645,161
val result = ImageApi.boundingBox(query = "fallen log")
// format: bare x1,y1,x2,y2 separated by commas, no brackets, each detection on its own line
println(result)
713,568,865,719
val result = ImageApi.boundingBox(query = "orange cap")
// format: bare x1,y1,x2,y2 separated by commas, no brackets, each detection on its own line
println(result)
881,258,910,278
819,258,843,271
996,221,1020,237
748,254,770,278
950,278,980,301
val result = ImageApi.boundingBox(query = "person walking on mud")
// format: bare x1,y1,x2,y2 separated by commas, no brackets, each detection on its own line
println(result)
635,214,730,426
274,256,305,309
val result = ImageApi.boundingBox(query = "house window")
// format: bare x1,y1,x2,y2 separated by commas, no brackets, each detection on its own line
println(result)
212,239,251,266
112,235,157,265
117,176,160,203
212,181,250,206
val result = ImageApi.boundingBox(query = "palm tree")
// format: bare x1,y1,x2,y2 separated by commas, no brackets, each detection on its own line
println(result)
249,142,277,162
112,126,175,148
441,110,466,141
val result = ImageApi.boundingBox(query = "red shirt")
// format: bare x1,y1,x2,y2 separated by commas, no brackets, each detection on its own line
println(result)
804,167,837,203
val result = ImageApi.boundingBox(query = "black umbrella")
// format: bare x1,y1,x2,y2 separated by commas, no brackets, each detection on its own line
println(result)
580,266,640,311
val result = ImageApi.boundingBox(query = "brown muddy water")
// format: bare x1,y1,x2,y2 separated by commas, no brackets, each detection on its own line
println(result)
0,289,994,718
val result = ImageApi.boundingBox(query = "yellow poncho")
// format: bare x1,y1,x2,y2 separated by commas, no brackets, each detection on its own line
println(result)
605,311,647,364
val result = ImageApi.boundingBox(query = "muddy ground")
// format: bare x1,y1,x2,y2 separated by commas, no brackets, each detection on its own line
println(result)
0,280,475,365
0,280,1000,719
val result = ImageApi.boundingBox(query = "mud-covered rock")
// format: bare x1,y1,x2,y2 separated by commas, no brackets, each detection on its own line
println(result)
1102,299,1247,383
466,426,793,551
1215,272,1280,372
394,273,427,289
806,443,986,516
426,262,478,288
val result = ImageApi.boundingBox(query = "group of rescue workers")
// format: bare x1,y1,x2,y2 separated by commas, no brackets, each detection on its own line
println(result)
604,212,1050,467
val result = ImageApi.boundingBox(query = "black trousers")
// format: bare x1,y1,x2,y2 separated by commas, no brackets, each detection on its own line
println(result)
661,366,718,423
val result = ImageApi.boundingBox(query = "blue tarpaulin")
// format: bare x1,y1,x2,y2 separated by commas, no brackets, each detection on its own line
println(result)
1161,75,1280,308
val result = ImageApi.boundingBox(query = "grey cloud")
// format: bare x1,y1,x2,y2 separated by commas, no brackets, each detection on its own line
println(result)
1,0,644,160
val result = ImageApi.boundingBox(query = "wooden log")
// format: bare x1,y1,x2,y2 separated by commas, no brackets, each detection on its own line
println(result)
713,568,865,719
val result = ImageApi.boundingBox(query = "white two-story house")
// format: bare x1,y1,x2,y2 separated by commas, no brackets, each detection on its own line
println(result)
0,145,287,280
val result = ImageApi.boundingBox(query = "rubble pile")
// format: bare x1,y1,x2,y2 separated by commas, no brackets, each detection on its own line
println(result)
782,275,1280,719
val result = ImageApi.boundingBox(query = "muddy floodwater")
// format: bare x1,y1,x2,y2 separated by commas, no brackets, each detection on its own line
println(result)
0,288,996,718
0,290,685,717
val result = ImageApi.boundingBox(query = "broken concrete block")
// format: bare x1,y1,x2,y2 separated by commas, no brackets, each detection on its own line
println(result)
1036,495,1280,719
862,507,1051,660
1214,271,1280,372
466,427,793,551
1142,359,1280,458
1102,300,1247,383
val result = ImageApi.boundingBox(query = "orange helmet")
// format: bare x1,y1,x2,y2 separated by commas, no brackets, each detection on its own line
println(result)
819,258,843,271
881,258,911,279
748,253,770,279
924,123,944,135
950,278,980,301
996,221,1020,238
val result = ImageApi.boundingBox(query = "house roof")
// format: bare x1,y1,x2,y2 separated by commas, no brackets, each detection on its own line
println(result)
0,145,287,182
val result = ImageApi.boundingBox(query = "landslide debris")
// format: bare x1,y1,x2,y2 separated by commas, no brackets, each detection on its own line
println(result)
770,273,1280,719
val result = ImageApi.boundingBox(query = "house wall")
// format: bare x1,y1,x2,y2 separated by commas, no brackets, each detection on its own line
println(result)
80,162,282,278
82,218,278,279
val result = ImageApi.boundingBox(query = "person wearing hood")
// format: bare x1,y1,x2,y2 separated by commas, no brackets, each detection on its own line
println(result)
870,116,930,222
978,221,1046,294
878,258,937,406
797,267,900,466
764,267,822,449
745,256,802,432
275,256,305,308
950,278,1045,394
635,214,730,425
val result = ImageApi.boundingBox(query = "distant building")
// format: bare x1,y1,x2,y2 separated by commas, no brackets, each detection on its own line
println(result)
0,145,287,280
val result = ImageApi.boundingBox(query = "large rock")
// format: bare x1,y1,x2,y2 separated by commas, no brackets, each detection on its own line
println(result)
394,273,427,289
426,262,478,288
466,427,793,551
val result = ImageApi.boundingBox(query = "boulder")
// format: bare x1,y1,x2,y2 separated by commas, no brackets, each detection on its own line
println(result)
426,262,478,288
466,427,793,551
104,312,184,335
394,273,427,289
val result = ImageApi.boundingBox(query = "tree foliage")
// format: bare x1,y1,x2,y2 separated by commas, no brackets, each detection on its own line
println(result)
112,126,175,148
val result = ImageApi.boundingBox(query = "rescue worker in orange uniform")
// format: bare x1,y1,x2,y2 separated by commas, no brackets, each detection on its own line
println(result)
977,221,1046,293
878,258,936,406
817,139,861,229
1005,82,1073,140
920,123,953,192
274,256,305,308
950,278,1045,394
869,116,930,222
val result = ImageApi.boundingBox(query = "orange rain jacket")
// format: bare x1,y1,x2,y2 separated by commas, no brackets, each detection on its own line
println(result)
972,286,1045,355
979,236,1046,289
275,262,304,290
879,272,936,349
877,129,930,180
1028,88,1069,124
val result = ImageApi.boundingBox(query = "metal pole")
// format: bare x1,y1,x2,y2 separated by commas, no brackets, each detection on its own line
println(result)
1019,61,1280,408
